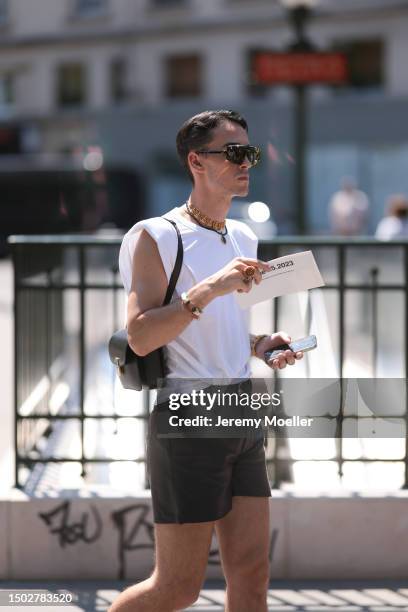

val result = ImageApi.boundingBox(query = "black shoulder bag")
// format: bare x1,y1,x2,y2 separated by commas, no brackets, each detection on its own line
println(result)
108,218,183,390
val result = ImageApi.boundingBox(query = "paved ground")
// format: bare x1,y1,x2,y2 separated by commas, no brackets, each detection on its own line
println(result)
2,580,408,611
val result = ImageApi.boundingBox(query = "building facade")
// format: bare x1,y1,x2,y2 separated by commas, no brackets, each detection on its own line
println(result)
1,0,408,232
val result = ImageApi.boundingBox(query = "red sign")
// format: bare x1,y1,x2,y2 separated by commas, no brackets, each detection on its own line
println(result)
254,52,348,85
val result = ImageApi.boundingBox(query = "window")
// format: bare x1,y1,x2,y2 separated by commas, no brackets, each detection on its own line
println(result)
331,39,384,90
152,0,186,7
75,0,107,15
0,73,14,106
57,63,86,107
0,73,14,120
165,54,202,98
110,58,128,103
0,0,8,23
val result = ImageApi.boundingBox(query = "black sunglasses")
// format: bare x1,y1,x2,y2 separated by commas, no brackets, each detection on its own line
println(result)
195,144,261,167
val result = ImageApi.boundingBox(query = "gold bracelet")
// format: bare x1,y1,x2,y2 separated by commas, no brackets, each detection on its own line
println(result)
181,291,203,319
250,334,268,356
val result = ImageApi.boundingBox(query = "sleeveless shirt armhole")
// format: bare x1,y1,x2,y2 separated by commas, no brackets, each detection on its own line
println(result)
119,217,178,295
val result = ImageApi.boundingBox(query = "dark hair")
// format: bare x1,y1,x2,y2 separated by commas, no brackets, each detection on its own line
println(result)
387,194,408,219
176,109,248,183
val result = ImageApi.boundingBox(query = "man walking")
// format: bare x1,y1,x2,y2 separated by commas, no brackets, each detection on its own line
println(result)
109,110,303,612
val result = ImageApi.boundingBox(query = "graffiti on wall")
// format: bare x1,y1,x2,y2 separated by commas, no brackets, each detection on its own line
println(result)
39,501,279,580
111,503,155,579
38,500,103,547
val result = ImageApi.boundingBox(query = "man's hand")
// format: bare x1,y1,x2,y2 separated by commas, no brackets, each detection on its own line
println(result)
254,331,303,370
209,257,271,297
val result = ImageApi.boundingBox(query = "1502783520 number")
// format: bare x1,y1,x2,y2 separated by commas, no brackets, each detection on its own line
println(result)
3,590,75,606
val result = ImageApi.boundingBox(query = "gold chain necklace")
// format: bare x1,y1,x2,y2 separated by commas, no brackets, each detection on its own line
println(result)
185,202,228,243
186,201,226,231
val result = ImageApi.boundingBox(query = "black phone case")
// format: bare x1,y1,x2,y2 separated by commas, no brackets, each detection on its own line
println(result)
264,334,317,361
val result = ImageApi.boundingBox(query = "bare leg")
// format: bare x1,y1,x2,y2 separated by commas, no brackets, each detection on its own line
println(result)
215,497,270,612
108,521,214,612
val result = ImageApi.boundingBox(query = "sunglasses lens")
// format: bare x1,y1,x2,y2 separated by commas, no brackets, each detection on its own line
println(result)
250,147,261,166
247,147,260,166
246,149,255,165
226,146,243,164
226,146,260,166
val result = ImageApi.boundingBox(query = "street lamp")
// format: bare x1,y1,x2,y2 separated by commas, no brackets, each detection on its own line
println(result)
279,0,319,233
280,0,318,50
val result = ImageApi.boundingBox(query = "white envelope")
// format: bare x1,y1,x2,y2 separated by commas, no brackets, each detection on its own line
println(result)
236,250,325,309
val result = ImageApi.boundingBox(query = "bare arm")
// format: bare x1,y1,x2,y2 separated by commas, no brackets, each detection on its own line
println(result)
127,230,215,355
126,229,271,356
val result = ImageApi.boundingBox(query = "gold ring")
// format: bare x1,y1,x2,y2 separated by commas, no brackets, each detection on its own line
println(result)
243,266,255,279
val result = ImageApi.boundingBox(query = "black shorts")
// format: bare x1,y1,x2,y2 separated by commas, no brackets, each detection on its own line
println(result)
146,380,271,524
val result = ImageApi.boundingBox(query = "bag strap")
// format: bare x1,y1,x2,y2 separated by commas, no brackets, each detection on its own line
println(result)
162,218,183,306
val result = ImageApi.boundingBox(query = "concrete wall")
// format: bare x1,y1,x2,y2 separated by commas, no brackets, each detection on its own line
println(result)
1,490,408,581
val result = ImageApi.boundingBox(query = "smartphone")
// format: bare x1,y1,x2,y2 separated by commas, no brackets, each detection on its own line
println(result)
264,334,317,361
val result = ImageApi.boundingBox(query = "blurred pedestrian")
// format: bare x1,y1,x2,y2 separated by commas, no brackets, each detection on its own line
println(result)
328,177,370,235
375,193,408,240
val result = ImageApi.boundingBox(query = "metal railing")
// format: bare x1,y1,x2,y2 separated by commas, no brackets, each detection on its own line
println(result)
9,235,408,491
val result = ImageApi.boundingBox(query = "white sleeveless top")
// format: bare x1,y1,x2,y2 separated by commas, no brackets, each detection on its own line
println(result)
118,206,258,380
